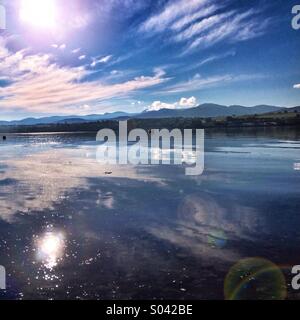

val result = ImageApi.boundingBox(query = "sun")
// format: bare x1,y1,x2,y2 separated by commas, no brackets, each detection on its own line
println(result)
19,0,58,30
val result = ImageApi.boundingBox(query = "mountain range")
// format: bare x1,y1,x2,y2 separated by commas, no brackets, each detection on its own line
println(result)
136,104,284,119
0,111,133,126
0,104,296,126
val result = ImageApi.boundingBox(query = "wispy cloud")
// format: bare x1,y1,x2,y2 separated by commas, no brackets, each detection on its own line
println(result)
0,39,168,114
98,55,113,63
170,4,218,31
294,84,300,89
72,48,81,54
140,0,208,33
173,11,235,43
164,74,231,93
161,73,264,94
189,50,236,70
51,43,66,50
139,0,271,55
182,9,270,54
90,55,113,67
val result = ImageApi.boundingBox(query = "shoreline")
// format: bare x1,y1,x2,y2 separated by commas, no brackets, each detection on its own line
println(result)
0,120,299,134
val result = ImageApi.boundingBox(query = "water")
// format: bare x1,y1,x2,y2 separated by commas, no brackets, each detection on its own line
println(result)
0,128,299,300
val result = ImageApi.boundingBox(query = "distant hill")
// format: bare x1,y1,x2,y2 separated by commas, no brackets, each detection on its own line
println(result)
0,104,289,126
136,104,283,119
0,112,136,126
57,118,88,124
288,106,300,112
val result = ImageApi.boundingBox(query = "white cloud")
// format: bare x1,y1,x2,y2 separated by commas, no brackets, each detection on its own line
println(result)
91,55,113,67
294,84,300,89
153,67,166,78
147,96,198,111
99,55,113,63
131,100,142,105
51,44,66,50
0,39,168,114
179,96,197,107
147,101,176,111
80,104,91,111
78,55,86,60
72,48,81,54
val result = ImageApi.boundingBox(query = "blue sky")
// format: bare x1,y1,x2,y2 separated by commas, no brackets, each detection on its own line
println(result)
0,0,299,120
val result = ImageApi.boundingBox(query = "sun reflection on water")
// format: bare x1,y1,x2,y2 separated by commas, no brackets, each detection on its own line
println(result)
36,231,65,269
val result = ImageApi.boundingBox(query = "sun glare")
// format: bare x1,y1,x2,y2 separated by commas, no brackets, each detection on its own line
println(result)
19,0,58,29
36,231,65,269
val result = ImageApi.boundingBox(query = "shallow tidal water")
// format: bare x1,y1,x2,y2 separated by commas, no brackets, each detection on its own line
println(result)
0,127,300,300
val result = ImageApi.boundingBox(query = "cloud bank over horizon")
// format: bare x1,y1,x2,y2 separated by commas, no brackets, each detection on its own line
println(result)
146,96,198,111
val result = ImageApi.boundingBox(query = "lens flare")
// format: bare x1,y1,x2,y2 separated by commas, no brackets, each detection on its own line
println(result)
19,0,58,30
224,258,287,300
207,230,227,249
